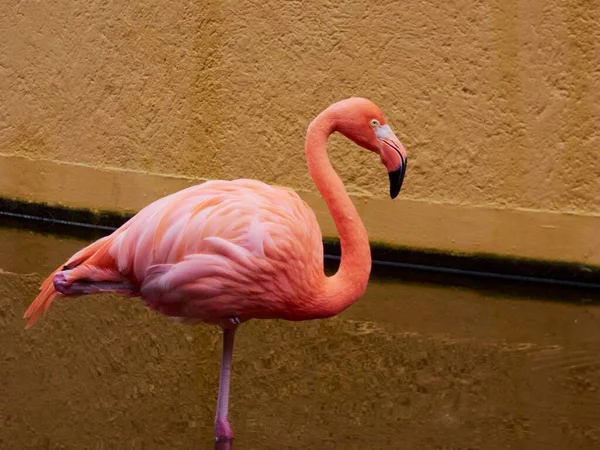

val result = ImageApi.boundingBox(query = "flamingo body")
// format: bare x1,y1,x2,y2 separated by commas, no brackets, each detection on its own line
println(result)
25,179,327,327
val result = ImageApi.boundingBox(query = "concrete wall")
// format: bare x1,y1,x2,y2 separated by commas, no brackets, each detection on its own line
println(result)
1,1,598,264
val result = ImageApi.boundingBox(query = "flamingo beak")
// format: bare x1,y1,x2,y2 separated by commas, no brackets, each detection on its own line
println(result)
388,158,407,199
376,125,408,199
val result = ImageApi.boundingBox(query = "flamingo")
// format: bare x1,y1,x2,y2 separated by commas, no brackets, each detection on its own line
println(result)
24,97,407,447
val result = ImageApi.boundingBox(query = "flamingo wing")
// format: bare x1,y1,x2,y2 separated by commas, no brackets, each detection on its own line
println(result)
25,179,324,327
109,180,325,322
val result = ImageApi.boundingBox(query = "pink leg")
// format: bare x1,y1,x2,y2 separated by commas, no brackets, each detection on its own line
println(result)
214,325,236,448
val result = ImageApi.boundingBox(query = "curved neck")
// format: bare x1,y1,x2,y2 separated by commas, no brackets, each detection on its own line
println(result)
305,111,372,317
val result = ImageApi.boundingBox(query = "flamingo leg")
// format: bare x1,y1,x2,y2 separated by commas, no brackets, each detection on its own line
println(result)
214,324,236,448
54,272,137,296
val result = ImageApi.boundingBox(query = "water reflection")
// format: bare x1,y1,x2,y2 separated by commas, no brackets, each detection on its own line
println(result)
0,225,599,449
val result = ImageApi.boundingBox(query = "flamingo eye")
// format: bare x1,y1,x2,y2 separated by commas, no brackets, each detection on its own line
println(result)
370,119,380,128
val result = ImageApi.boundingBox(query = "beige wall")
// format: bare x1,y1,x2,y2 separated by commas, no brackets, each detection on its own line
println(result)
1,1,598,264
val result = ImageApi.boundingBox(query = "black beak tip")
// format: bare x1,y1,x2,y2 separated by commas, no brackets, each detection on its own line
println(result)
389,170,402,199
388,158,407,199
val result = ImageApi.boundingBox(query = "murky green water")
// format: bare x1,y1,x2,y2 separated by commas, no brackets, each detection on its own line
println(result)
1,226,599,449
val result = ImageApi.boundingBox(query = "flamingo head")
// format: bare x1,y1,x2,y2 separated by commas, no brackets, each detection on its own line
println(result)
332,97,408,199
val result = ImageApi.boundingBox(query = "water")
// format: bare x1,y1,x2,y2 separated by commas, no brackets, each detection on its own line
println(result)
0,226,599,449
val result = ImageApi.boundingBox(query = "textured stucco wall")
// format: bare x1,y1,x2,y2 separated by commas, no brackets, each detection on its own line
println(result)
0,1,599,256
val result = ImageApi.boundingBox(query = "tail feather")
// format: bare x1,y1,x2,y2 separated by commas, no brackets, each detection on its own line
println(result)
24,235,119,329
24,267,63,329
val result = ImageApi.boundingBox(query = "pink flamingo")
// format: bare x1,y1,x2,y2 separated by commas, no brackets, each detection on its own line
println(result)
24,97,407,447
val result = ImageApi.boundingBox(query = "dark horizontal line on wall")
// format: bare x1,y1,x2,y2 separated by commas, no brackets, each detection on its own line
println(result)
1,197,599,301
323,240,600,289
0,197,134,230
